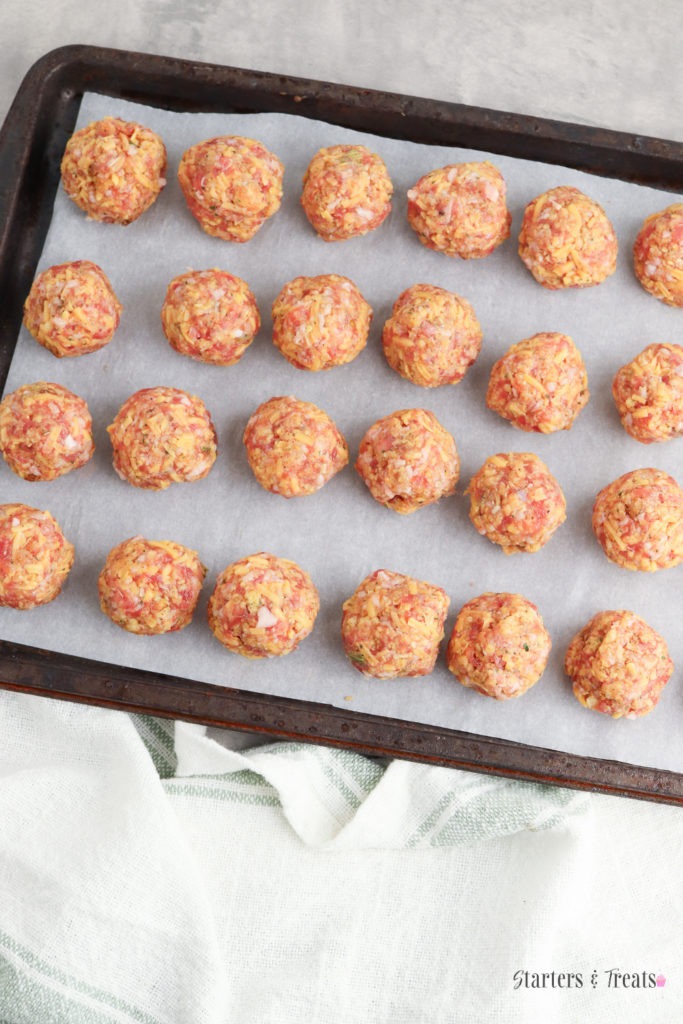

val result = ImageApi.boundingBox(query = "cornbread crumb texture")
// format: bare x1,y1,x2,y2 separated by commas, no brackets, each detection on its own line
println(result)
60,116,167,224
467,451,566,554
272,273,372,370
355,408,459,514
207,552,319,658
341,568,449,679
98,536,206,635
592,467,683,571
0,503,74,610
612,343,683,443
566,610,673,718
518,185,617,289
446,592,551,700
0,382,94,481
382,283,482,387
161,268,261,365
107,386,217,490
177,135,283,242
23,260,122,358
407,160,511,259
243,395,348,497
633,204,683,307
301,144,393,241
486,332,589,433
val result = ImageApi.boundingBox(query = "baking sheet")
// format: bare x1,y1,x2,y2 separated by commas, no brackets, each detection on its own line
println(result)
0,91,682,772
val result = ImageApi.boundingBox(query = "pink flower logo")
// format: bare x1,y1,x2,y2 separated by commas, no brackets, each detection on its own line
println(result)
656,975,666,988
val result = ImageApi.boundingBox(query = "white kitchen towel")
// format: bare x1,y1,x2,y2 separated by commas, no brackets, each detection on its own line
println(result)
0,690,679,1023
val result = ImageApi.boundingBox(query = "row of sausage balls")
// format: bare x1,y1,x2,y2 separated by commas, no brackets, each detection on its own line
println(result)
0,512,673,721
21,258,683,444
60,116,683,307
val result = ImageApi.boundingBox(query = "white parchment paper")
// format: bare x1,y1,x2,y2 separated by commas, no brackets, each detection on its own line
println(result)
1,92,682,772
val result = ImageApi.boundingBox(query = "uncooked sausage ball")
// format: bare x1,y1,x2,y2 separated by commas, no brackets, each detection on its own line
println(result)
0,503,74,609
612,343,683,444
161,268,261,365
406,160,511,259
60,116,167,224
208,552,319,658
108,386,217,490
178,136,284,242
272,274,372,371
23,260,122,358
355,408,459,514
486,332,589,433
446,592,551,700
301,144,393,241
467,452,566,554
633,204,683,306
341,568,450,678
565,610,673,718
382,284,482,387
0,382,94,481
592,467,683,571
98,536,206,635
518,185,617,289
243,395,348,497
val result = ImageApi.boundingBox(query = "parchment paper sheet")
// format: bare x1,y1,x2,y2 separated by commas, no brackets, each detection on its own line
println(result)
1,91,682,772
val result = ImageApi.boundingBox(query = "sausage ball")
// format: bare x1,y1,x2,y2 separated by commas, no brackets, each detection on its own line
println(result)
98,536,206,635
0,382,94,481
467,452,566,554
592,467,683,571
272,274,372,371
355,408,459,514
406,160,511,259
60,116,167,224
382,284,482,387
612,343,683,444
208,552,319,658
177,135,284,242
633,204,683,306
341,568,450,679
161,268,261,366
301,143,393,241
108,386,217,490
243,395,348,497
446,592,551,700
486,332,589,433
518,185,617,289
23,260,122,358
565,610,673,719
0,503,74,609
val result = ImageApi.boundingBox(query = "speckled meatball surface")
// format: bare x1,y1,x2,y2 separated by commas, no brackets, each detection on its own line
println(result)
341,569,450,679
467,451,566,554
0,503,74,609
208,552,319,658
272,273,372,371
98,536,206,635
0,382,94,481
23,260,122,358
406,160,511,259
161,268,261,365
382,284,482,387
243,395,348,497
612,343,683,444
177,136,283,242
446,592,551,700
60,117,167,224
518,186,617,289
633,204,683,306
355,408,459,514
301,144,393,241
108,386,217,490
486,332,589,433
592,467,683,571
565,610,673,718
